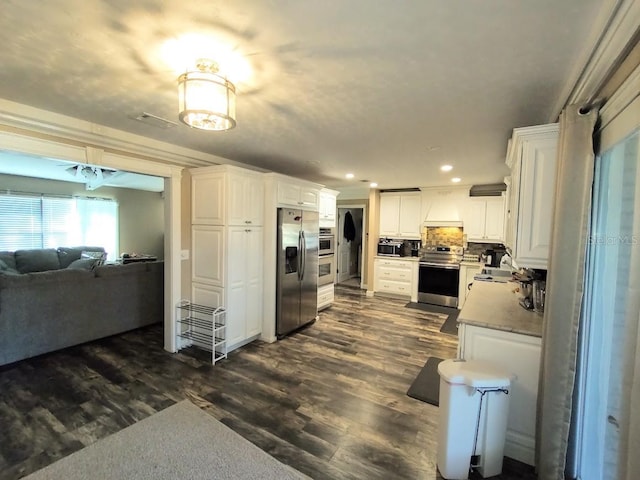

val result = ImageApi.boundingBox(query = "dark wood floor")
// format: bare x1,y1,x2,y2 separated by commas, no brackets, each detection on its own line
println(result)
0,286,536,480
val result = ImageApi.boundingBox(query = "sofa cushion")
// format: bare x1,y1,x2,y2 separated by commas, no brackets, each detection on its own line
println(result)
0,259,19,275
14,248,61,273
0,251,17,271
57,246,106,268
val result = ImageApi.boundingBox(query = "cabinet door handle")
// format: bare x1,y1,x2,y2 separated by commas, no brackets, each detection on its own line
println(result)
245,220,252,224
245,229,251,232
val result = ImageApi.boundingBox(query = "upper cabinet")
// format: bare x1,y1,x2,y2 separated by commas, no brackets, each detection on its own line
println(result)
277,180,320,210
463,196,505,243
319,188,339,227
379,192,421,238
192,165,264,226
505,123,559,269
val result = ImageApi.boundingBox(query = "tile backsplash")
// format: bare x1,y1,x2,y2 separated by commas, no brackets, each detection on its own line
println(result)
421,226,464,247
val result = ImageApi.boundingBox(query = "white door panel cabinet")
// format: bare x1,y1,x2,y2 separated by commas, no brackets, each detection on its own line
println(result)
191,165,265,352
505,124,559,269
277,180,320,210
319,188,338,227
457,262,483,309
191,165,264,226
373,258,418,302
379,193,421,239
458,323,541,466
463,197,505,242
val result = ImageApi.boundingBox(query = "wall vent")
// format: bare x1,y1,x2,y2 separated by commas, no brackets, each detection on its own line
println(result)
469,183,506,197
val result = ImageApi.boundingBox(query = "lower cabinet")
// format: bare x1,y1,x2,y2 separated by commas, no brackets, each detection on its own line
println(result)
192,225,263,351
458,323,541,466
318,283,335,310
457,262,483,309
373,258,418,302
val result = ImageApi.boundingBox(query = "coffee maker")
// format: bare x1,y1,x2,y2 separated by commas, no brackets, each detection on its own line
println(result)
484,248,506,267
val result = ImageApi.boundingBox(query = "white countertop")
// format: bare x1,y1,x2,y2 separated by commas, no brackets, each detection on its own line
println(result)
375,256,420,261
458,281,543,337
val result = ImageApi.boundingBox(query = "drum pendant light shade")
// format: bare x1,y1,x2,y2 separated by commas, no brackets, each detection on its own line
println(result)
178,60,236,131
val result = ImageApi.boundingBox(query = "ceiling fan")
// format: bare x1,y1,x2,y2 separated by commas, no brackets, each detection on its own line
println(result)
63,164,121,190
65,165,116,181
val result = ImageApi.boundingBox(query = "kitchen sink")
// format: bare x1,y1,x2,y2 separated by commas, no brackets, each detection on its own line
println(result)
481,267,513,278
474,267,514,283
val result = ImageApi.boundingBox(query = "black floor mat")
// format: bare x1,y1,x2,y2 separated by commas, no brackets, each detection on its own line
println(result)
407,357,444,406
405,302,459,336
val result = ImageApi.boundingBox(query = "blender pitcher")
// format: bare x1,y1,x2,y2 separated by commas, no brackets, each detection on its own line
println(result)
533,280,546,314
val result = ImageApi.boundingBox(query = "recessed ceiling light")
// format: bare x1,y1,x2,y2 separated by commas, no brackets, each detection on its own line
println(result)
440,165,453,172
345,173,354,179
370,182,378,188
451,177,461,183
428,146,441,152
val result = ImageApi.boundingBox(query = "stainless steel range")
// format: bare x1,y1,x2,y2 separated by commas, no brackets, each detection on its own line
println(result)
418,246,463,308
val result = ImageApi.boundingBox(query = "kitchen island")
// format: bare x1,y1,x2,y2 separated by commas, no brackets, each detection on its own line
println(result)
457,280,542,466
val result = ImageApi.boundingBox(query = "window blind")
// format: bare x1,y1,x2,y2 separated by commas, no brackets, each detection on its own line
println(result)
0,192,118,259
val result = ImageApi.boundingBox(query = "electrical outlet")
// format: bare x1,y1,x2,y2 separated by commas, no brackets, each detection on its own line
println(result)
180,249,189,260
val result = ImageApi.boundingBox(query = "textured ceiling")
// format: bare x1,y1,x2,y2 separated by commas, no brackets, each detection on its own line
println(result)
0,0,604,190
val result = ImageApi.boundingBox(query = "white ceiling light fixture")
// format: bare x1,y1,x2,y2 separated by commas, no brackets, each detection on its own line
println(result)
178,58,236,131
440,165,453,172
451,177,461,183
345,173,355,179
370,182,378,188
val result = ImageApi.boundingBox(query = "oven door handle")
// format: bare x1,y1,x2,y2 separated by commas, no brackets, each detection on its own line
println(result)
419,262,460,270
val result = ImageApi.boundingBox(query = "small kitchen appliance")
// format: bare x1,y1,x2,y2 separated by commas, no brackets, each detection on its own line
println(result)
377,238,403,256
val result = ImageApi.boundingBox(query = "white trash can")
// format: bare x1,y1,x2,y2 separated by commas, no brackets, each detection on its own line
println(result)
437,359,513,479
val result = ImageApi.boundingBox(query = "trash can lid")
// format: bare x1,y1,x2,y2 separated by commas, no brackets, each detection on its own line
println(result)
438,359,513,388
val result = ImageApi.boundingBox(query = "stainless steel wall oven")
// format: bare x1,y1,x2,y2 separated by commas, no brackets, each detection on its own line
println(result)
319,227,335,256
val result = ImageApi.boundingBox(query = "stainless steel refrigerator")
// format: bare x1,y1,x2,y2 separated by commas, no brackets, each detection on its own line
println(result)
276,208,319,338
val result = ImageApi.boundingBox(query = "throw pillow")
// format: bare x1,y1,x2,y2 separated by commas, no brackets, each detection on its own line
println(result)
81,250,107,266
67,258,98,270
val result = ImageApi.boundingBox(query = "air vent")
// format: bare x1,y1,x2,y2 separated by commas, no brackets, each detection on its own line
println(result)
131,112,178,129
469,183,507,197
380,187,421,193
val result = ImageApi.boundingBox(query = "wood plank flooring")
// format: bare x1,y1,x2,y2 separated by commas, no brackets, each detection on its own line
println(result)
0,286,536,479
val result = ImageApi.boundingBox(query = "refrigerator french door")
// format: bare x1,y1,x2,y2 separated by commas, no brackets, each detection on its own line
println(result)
276,208,319,337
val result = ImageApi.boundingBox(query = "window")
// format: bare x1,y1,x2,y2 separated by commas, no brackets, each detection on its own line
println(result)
0,192,118,260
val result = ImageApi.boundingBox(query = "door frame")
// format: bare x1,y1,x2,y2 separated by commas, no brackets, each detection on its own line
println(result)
337,203,367,289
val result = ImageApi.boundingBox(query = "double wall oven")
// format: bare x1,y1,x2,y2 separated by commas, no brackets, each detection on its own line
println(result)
318,227,335,286
418,246,463,308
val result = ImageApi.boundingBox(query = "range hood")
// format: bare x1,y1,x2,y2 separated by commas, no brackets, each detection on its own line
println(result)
422,188,465,228
424,220,463,227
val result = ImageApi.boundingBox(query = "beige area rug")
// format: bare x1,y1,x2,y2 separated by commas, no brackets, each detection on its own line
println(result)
24,400,308,480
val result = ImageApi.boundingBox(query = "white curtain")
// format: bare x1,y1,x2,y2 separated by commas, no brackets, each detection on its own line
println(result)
536,104,598,478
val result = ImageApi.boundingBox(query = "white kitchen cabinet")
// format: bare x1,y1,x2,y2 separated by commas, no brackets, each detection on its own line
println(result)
191,165,265,352
379,193,421,239
505,124,559,269
226,226,263,347
319,188,338,227
191,166,264,226
318,283,335,310
463,196,505,242
373,257,418,302
458,323,541,466
277,180,320,210
457,262,483,309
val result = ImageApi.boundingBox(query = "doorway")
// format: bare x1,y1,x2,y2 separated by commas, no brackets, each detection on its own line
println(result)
337,206,365,288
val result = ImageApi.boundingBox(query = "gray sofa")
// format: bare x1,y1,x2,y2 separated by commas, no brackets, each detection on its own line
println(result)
0,246,163,366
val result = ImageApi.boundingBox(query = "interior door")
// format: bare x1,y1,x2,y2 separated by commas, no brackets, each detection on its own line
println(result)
337,209,351,283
